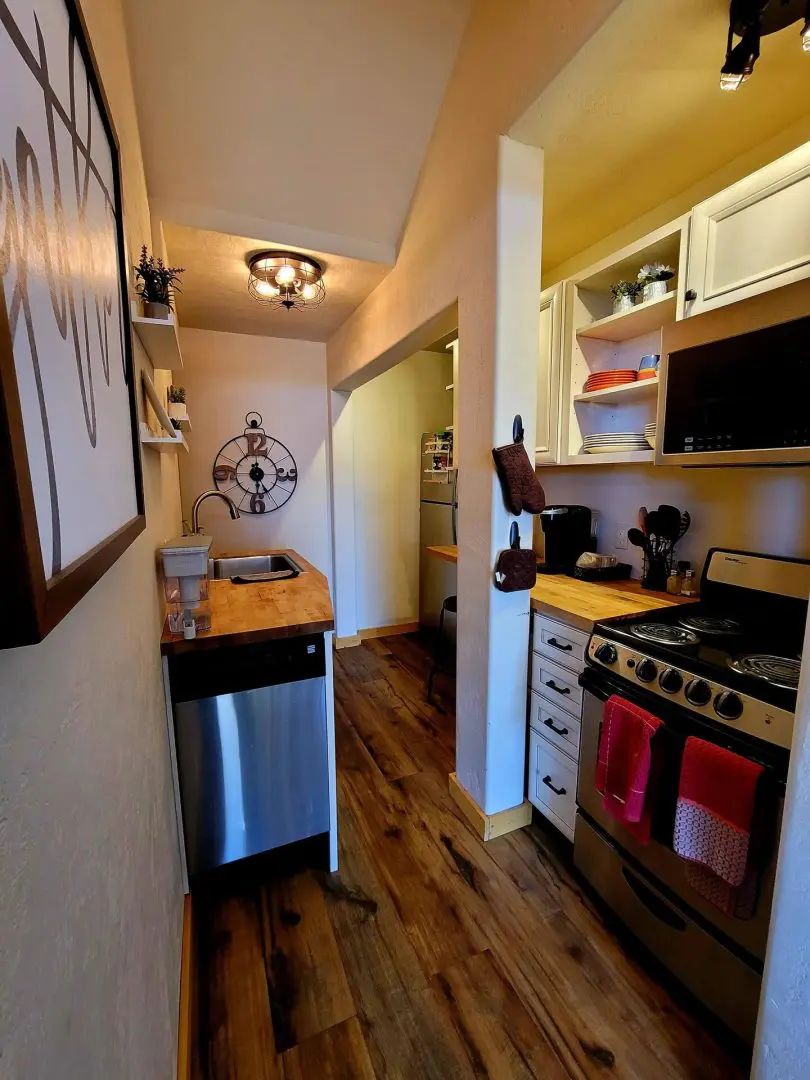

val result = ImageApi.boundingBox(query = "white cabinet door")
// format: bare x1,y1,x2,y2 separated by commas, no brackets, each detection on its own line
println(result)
536,283,564,464
685,142,810,317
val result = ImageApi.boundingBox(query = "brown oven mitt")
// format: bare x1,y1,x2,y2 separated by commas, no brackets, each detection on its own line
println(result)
494,522,537,592
492,415,546,516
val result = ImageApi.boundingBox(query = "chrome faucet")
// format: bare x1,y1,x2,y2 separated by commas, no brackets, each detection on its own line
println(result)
190,490,240,534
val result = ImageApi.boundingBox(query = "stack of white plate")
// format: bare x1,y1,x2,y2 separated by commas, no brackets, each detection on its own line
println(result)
644,422,657,449
582,432,649,455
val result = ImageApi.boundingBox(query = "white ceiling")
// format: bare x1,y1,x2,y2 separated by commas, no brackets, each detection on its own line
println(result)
164,223,390,341
512,0,810,274
124,0,470,265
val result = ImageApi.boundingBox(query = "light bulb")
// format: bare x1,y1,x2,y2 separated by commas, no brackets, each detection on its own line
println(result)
276,264,296,285
301,282,318,300
719,71,745,91
254,279,279,297
802,19,810,53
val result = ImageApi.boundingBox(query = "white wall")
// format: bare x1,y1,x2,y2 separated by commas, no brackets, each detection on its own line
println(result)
178,327,332,577
537,464,810,575
352,350,452,631
0,1,184,1075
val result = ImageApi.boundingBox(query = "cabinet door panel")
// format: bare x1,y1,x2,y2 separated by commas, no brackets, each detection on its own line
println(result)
686,144,810,316
536,283,563,464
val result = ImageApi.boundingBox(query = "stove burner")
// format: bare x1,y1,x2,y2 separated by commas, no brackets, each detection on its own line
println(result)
630,622,700,647
678,614,744,637
727,654,801,690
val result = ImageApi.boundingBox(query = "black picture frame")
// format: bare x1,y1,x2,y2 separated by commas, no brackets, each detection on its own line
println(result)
0,0,146,649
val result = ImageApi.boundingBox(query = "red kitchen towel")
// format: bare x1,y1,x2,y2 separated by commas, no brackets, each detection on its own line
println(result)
673,737,764,916
595,695,662,844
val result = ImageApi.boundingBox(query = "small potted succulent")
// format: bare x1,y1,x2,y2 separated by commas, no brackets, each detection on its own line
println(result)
167,384,187,425
637,262,675,303
610,280,643,314
135,245,185,320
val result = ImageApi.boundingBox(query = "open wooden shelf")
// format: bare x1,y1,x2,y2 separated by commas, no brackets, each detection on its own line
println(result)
565,449,654,466
132,311,183,371
573,377,659,404
576,292,676,343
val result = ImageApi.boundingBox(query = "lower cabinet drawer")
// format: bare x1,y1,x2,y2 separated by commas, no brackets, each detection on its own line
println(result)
529,691,581,762
528,730,577,841
530,653,583,714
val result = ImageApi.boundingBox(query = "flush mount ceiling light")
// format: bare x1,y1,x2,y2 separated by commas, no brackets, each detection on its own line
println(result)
247,251,326,311
720,0,809,90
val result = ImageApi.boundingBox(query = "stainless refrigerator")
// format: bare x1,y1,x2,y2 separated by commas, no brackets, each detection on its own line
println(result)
419,433,457,633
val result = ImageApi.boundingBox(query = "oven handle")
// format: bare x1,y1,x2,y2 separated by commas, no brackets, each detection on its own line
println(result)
621,867,687,932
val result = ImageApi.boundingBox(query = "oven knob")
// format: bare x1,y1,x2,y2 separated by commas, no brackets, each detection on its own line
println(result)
659,668,683,695
595,643,617,665
714,691,744,721
685,679,712,706
636,659,658,683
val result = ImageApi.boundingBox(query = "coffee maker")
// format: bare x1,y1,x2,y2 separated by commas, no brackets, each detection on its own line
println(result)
537,505,592,574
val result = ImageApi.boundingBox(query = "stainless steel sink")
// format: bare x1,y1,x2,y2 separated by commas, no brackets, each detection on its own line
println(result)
209,553,304,581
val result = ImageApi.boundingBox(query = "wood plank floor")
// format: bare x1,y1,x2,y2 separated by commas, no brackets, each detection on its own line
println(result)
193,633,746,1080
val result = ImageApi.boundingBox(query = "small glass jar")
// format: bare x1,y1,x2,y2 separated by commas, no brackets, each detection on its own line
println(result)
666,572,682,595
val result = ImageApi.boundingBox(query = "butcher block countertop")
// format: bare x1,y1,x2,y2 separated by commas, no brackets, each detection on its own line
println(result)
426,543,691,632
531,574,693,633
160,549,334,656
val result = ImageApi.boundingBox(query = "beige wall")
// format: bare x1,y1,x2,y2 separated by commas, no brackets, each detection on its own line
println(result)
177,328,332,575
0,1,184,1076
352,350,453,631
327,0,619,814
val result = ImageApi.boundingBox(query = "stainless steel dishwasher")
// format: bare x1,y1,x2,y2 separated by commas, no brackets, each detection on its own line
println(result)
169,633,329,877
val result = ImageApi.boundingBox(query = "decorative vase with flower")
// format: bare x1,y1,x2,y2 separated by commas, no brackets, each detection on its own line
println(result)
610,280,643,315
637,262,675,303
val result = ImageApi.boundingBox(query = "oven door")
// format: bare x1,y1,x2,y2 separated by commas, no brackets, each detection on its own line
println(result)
577,667,783,965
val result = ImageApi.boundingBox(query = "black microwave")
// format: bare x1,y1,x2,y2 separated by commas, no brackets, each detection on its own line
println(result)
658,313,810,466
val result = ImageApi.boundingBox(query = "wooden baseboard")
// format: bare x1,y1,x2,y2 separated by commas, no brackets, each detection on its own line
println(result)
334,634,362,649
177,894,197,1080
449,772,532,841
359,621,420,641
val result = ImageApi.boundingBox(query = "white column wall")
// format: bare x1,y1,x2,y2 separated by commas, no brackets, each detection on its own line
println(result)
455,137,543,815
328,390,359,640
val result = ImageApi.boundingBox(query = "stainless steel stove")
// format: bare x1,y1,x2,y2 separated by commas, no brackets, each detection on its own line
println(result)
574,548,810,1043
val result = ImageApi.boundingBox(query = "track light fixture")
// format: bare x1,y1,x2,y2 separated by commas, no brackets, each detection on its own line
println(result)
720,0,809,91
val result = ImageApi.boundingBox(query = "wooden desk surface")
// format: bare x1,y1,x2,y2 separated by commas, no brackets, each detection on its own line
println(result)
426,543,691,631
160,549,334,655
426,544,459,564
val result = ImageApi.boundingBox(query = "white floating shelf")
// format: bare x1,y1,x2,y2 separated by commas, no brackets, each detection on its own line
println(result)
445,383,454,391
172,415,192,431
574,377,659,405
132,310,183,371
140,371,188,452
564,449,654,466
139,421,187,453
576,291,676,343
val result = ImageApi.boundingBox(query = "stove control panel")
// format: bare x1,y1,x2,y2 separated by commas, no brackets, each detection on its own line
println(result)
587,634,794,749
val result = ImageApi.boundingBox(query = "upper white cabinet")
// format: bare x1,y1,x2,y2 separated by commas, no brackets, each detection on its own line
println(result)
685,142,810,317
536,283,565,465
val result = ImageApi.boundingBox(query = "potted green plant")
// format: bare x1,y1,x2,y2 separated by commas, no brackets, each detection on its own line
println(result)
637,262,675,303
610,280,643,315
135,246,185,320
167,384,187,424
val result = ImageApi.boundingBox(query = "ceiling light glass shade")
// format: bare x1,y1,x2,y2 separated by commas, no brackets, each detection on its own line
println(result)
802,17,810,50
247,251,326,310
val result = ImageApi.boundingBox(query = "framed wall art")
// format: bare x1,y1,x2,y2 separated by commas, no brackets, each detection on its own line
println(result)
0,0,145,648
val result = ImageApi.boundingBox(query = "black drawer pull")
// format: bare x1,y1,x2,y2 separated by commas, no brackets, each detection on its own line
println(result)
542,775,567,797
543,717,569,737
548,637,573,652
545,679,571,695
621,867,687,932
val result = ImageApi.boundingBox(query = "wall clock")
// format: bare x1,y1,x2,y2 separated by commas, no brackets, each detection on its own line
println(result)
0,0,145,648
212,412,297,515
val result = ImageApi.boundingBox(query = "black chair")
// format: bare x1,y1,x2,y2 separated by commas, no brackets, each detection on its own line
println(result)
427,594,457,706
